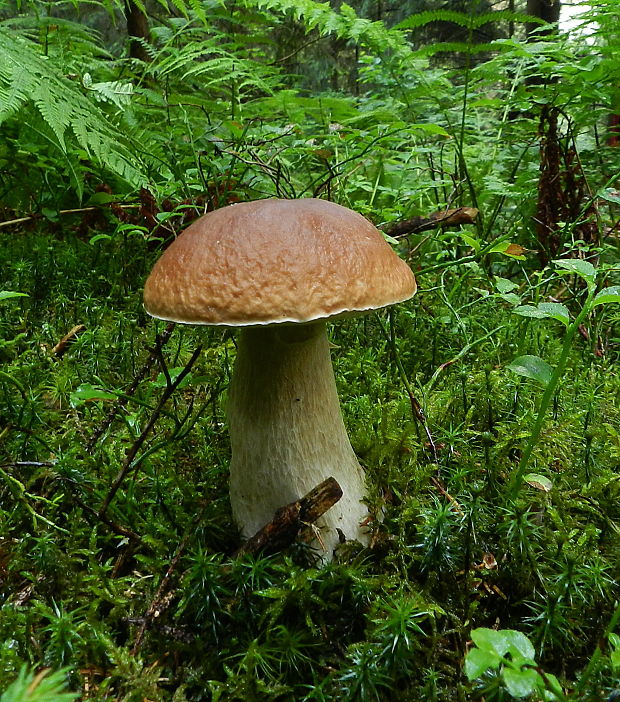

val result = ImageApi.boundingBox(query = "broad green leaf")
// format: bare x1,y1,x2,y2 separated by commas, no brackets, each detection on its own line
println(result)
382,232,399,246
502,664,540,698
489,241,527,259
153,368,193,388
513,303,569,325
455,232,481,252
501,292,522,305
553,258,597,285
464,647,499,680
541,673,565,700
597,188,620,204
470,628,511,657
504,630,536,659
89,234,112,245
409,122,451,137
592,286,620,307
537,302,570,326
524,473,553,492
513,305,549,319
86,192,120,206
0,291,28,301
507,355,554,386
495,277,519,294
70,383,117,408
152,370,210,389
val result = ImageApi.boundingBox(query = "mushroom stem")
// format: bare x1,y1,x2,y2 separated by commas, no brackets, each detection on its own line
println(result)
228,321,369,556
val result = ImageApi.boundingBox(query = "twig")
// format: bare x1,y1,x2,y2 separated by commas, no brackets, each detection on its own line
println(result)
234,477,343,558
131,526,194,653
86,323,175,453
269,36,323,64
0,204,140,230
430,476,464,515
98,345,202,517
382,207,479,239
52,324,86,357
75,494,141,542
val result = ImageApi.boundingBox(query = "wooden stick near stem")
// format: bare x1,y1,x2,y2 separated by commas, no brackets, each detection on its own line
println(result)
234,477,343,558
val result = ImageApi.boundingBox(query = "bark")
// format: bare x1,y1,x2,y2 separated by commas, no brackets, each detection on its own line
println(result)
526,0,561,39
125,0,152,63
234,477,343,557
383,207,478,239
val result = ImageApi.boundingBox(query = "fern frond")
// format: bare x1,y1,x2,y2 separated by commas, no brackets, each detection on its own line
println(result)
395,9,544,32
147,33,280,102
0,28,147,190
0,60,32,122
416,41,514,57
252,0,410,55
32,80,71,150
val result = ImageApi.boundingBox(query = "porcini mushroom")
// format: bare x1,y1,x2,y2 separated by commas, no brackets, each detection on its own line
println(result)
143,198,416,555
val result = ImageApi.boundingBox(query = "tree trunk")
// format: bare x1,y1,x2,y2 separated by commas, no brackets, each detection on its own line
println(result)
526,0,561,39
125,0,152,62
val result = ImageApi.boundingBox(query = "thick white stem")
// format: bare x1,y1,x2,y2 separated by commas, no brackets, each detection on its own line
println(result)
228,322,369,556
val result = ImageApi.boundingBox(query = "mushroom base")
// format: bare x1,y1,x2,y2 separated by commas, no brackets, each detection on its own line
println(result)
228,322,370,557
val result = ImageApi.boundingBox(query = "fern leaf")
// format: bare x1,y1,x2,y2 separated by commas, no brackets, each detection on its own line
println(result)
252,0,409,55
32,79,70,150
0,28,147,190
416,41,512,57
395,9,544,32
0,60,32,122
395,10,477,30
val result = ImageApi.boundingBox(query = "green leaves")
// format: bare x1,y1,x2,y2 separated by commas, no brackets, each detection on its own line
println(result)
395,9,542,32
597,187,620,205
69,383,117,408
552,258,597,289
513,302,570,327
507,355,554,386
82,74,133,110
0,28,147,197
592,286,620,308
0,666,78,702
465,628,564,700
0,291,28,301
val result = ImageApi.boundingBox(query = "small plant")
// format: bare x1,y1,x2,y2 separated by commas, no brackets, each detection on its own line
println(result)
506,259,620,494
0,666,77,702
465,628,566,701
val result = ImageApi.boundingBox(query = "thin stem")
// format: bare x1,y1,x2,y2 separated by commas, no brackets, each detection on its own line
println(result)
509,292,595,497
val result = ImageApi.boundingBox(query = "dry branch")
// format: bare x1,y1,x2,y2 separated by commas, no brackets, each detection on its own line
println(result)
98,343,202,517
52,324,86,357
383,207,479,238
234,477,343,558
86,323,175,452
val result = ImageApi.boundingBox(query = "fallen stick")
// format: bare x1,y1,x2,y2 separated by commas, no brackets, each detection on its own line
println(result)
234,477,343,558
86,322,175,453
383,207,479,238
52,324,86,357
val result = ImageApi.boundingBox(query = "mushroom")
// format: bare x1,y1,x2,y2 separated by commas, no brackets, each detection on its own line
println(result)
143,198,416,555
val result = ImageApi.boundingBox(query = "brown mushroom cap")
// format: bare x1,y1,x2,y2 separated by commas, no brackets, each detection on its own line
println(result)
143,198,416,326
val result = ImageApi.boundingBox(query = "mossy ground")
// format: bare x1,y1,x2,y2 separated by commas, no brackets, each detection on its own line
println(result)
1,223,619,700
